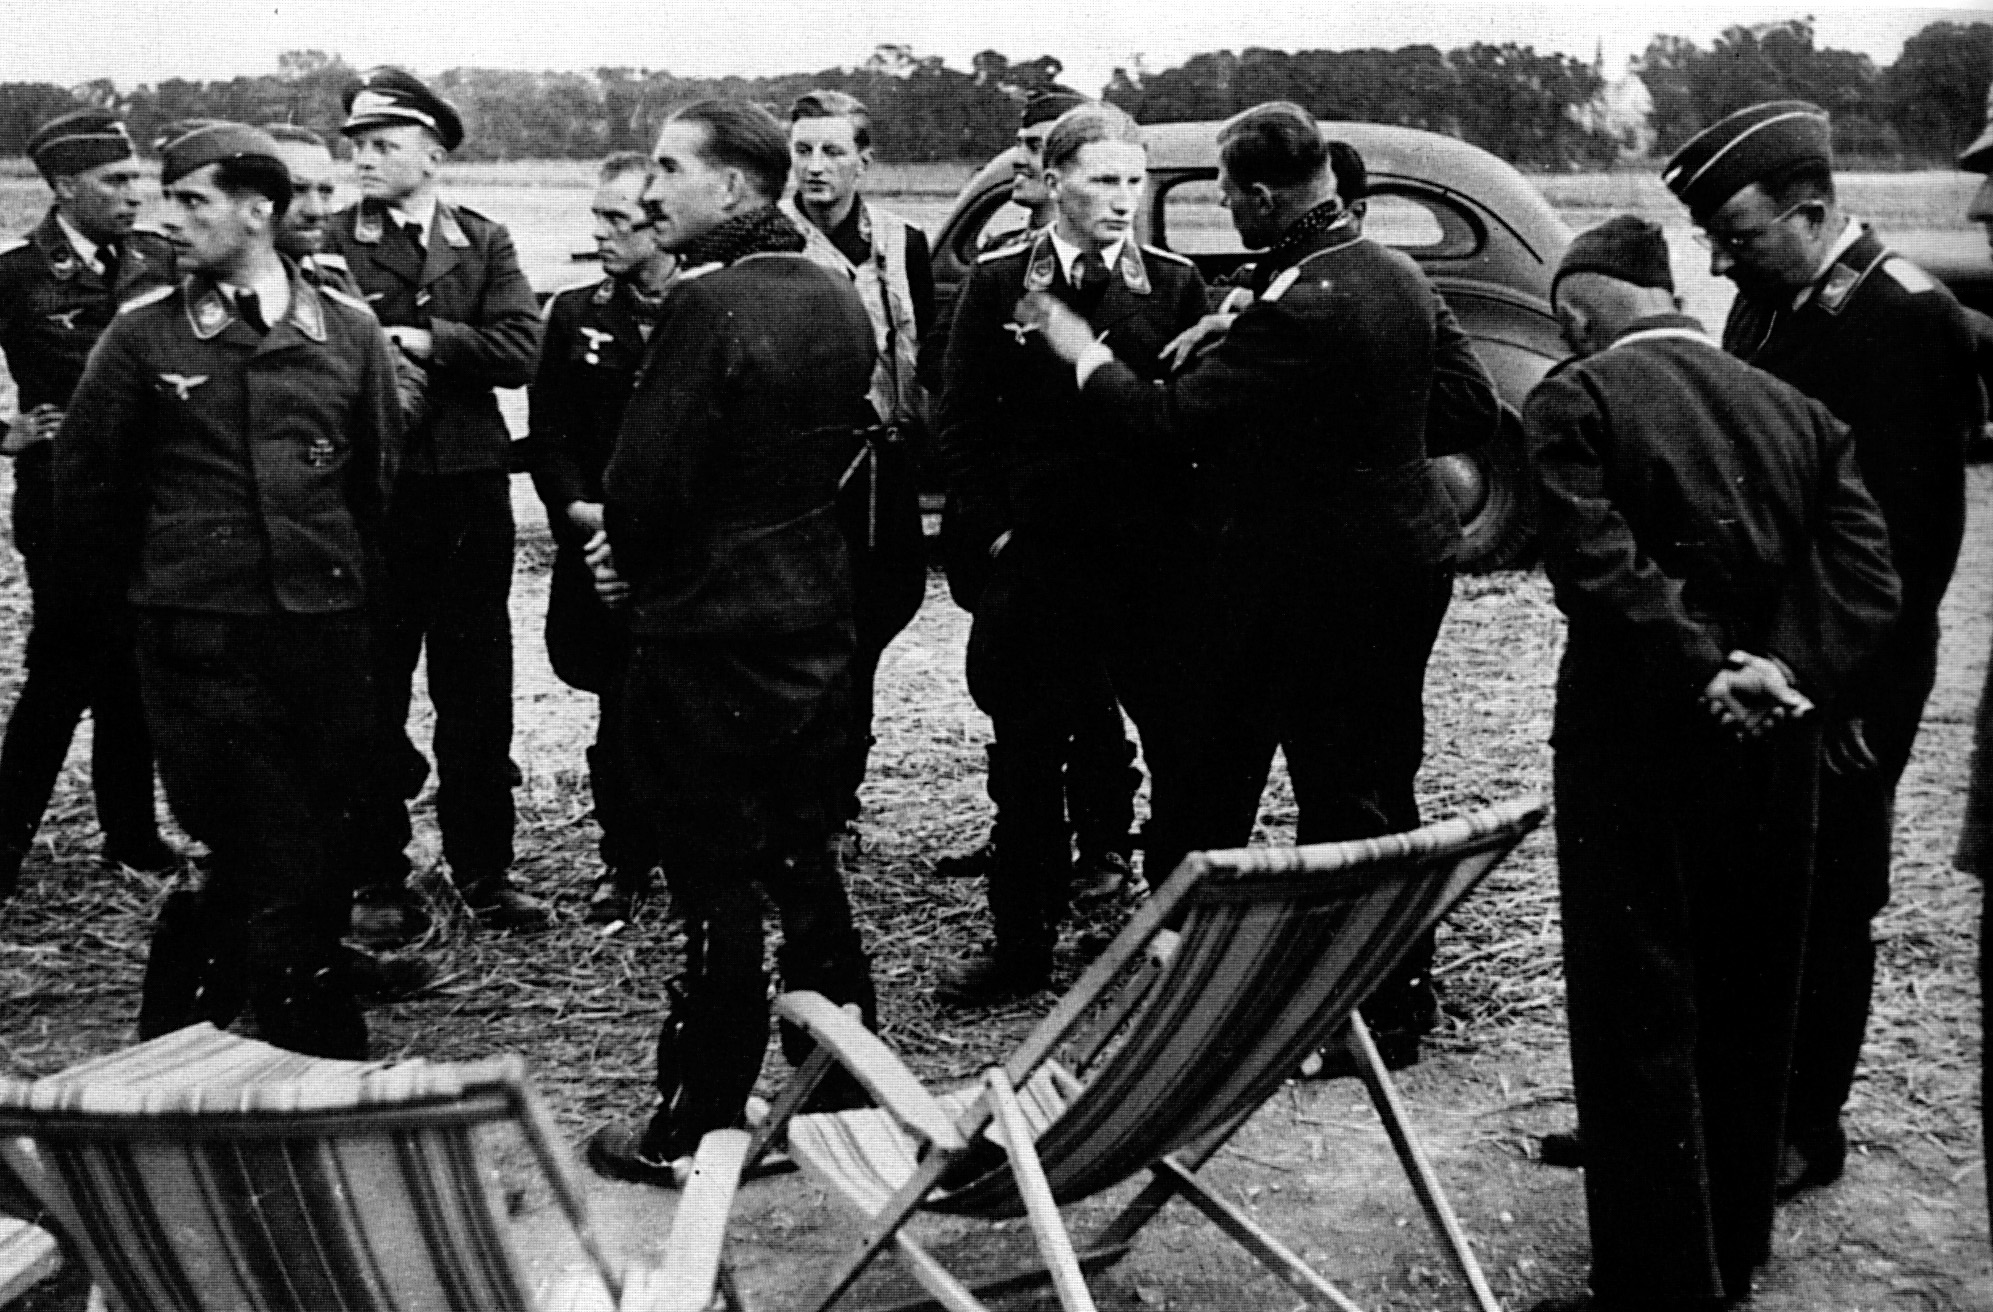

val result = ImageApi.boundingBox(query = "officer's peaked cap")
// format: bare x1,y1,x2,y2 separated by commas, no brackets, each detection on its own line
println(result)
1961,83,1993,174
1020,86,1089,128
1661,100,1831,218
341,66,464,152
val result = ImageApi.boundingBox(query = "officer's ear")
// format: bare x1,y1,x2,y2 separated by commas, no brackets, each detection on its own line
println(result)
1248,181,1279,220
49,174,78,206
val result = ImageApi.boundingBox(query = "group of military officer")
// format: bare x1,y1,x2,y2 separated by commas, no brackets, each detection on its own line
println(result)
2,63,1990,1305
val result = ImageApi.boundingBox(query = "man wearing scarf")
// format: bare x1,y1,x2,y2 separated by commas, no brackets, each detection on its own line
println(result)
586,99,879,1183
1026,101,1459,921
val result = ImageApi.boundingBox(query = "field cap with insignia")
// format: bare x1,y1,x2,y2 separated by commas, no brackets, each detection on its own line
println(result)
1960,83,1993,174
1020,86,1088,129
1555,215,1674,297
28,108,136,181
1661,100,1831,220
160,122,287,186
340,66,464,152
151,118,226,155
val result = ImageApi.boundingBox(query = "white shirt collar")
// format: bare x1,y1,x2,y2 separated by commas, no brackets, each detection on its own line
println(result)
54,213,103,272
1048,227,1126,288
1793,216,1863,311
388,193,440,246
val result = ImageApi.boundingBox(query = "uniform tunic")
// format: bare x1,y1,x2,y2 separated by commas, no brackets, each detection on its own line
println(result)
938,231,1206,961
1724,223,1985,1147
0,210,175,866
1527,315,1897,1302
329,197,541,889
55,267,402,1058
604,233,878,1138
527,273,656,875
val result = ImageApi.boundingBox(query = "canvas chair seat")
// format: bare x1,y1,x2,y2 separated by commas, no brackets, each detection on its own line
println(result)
742,797,1547,1312
0,1023,746,1312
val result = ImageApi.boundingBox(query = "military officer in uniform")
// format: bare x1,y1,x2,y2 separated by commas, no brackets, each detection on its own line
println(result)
584,99,877,1180
1026,104,1459,975
528,151,673,924
1662,100,1983,1199
330,68,547,938
935,86,1147,911
781,90,929,865
936,103,1207,1004
56,123,402,1058
0,109,177,900
1523,216,1898,1312
263,124,358,295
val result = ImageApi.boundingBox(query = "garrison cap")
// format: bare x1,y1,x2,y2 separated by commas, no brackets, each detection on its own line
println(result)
1555,215,1674,296
151,118,226,155
1960,83,1993,174
1662,100,1831,218
28,109,136,181
341,66,464,152
160,122,286,187
1020,86,1088,128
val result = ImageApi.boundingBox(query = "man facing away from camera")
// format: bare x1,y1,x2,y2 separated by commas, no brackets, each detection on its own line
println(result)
585,99,879,1183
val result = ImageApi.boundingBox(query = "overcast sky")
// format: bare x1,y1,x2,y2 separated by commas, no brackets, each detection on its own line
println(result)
5,1,1981,99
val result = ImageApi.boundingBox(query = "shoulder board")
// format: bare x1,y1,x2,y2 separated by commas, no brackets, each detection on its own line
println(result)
977,238,1030,264
117,284,175,316
1880,256,1937,296
1261,266,1302,304
0,237,28,258
320,285,373,315
1141,243,1193,267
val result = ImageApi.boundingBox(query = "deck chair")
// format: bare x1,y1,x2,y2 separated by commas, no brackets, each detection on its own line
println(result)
0,1023,747,1312
748,797,1546,1312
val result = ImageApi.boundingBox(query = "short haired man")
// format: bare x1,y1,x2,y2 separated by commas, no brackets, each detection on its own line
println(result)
330,67,547,938
1664,100,1984,1199
782,90,930,862
527,151,673,924
934,85,1147,921
262,124,354,292
0,108,178,900
935,102,1207,1004
585,99,879,1181
1028,102,1458,980
1523,216,1898,1312
55,123,403,1057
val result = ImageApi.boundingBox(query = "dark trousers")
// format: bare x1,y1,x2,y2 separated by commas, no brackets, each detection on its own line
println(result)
831,440,925,824
0,526,160,857
1555,712,1820,1304
1196,569,1453,1026
357,468,515,887
624,624,873,1134
966,530,1197,963
590,668,653,873
133,609,375,1059
1786,635,1937,1146
547,544,651,874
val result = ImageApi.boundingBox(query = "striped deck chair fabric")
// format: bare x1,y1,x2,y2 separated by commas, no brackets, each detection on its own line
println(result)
758,797,1546,1312
0,1024,744,1312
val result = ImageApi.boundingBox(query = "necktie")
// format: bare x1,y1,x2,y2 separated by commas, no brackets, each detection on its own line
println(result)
403,220,426,256
98,239,121,285
1075,249,1111,292
234,289,268,334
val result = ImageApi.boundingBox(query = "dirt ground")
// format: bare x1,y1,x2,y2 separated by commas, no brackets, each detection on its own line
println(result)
3,449,1988,1310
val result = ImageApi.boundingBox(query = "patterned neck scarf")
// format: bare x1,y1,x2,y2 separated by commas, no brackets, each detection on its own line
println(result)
676,205,806,269
1264,197,1352,271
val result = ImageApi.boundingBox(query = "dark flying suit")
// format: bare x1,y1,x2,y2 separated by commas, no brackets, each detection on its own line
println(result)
0,212,175,878
56,267,402,1058
1527,314,1897,1303
527,274,659,879
330,198,541,892
603,215,878,1146
939,230,1206,969
1724,224,1983,1153
1077,205,1459,870
785,196,931,830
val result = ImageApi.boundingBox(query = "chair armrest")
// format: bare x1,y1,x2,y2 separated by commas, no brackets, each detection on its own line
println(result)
0,1216,63,1308
773,993,966,1153
633,1129,749,1312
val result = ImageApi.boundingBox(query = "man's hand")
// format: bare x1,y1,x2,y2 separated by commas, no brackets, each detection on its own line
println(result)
3,405,60,456
566,500,606,538
1823,715,1879,775
584,530,629,609
1013,291,1097,364
385,326,434,361
1702,650,1813,737
1160,313,1237,371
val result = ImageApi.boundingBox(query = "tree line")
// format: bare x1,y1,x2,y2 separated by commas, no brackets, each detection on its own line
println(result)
1,20,1987,172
